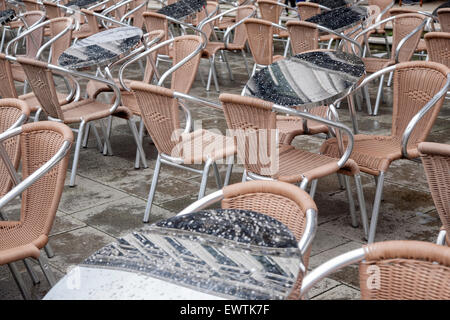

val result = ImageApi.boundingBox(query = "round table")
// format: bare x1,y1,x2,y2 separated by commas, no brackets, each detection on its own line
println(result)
58,26,143,70
243,50,365,109
0,9,15,26
306,5,368,33
44,209,304,300
64,0,103,9
157,0,207,20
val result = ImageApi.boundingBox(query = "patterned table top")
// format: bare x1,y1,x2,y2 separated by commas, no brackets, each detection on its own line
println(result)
157,0,206,20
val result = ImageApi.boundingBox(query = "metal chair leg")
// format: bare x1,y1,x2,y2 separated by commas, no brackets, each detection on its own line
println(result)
212,162,222,189
241,49,250,77
354,174,369,240
143,154,162,223
363,85,372,115
82,123,91,148
134,119,145,169
91,123,103,152
343,175,358,228
337,173,345,189
44,244,54,258
69,120,86,187
283,38,291,57
241,169,247,182
224,156,234,186
8,262,31,300
23,259,40,285
206,57,214,91
210,55,220,93
436,230,447,245
128,119,148,169
387,70,393,87
102,116,114,156
368,171,385,243
198,158,213,199
38,255,56,287
309,179,318,200
222,50,233,81
373,74,385,116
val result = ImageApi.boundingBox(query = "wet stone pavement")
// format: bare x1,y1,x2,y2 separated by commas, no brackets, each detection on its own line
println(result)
0,40,449,300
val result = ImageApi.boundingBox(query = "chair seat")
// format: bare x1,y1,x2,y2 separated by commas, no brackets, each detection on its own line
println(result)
173,129,236,164
276,115,329,145
202,42,226,58
255,144,359,183
86,78,126,98
273,55,284,62
320,134,419,175
216,16,235,29
362,57,394,73
19,91,69,112
61,99,132,124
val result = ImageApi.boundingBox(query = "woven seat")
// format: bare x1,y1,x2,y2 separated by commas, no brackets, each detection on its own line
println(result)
220,93,369,239
320,61,450,243
0,121,73,300
60,99,132,123
301,240,450,300
419,142,450,246
129,82,236,223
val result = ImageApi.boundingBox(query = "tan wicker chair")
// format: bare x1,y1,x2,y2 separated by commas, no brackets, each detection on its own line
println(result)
129,82,236,223
424,31,450,68
389,8,428,54
301,240,450,300
320,61,450,243
0,121,73,300
15,57,145,187
367,0,394,52
178,180,319,300
244,18,285,76
418,142,450,246
286,20,319,55
220,93,369,240
354,13,426,115
438,8,450,32
296,2,320,21
199,5,256,91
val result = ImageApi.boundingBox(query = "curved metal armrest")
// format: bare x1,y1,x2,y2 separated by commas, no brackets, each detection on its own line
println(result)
316,23,363,56
196,4,226,33
401,74,450,159
375,0,394,24
166,15,208,45
353,15,397,49
36,18,75,61
90,10,128,28
220,7,257,46
300,247,365,297
178,189,224,216
120,0,149,23
87,0,112,10
0,126,72,211
298,208,317,256
179,100,192,134
53,72,81,103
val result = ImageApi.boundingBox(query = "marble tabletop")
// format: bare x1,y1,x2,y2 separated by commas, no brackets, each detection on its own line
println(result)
44,209,303,300
306,5,368,32
0,9,15,25
309,0,355,10
243,50,365,108
58,26,143,70
157,0,206,20
64,0,103,9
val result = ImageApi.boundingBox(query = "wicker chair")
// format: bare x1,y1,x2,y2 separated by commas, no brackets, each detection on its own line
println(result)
220,93,369,240
244,18,286,77
178,180,318,300
15,57,146,187
0,121,73,300
418,142,450,246
438,8,450,32
301,240,450,299
424,32,450,69
367,0,395,53
199,5,256,92
296,2,321,21
353,13,426,115
320,61,450,243
129,82,236,223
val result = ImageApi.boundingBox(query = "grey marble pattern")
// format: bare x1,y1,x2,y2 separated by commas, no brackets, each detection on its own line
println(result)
0,9,15,25
65,0,101,9
310,0,356,9
58,26,143,70
81,209,303,299
244,50,365,108
157,0,206,20
306,5,368,32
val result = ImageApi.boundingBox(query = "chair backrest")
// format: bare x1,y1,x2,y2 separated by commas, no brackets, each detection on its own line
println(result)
17,11,45,59
359,240,450,299
81,9,101,36
296,2,320,21
391,61,449,151
389,13,425,62
143,11,170,56
46,17,74,65
257,0,282,25
197,1,219,41
286,20,319,55
16,57,65,120
169,35,202,93
129,82,180,156
220,93,278,177
244,18,274,65
42,1,64,19
227,5,256,48
0,53,19,98
221,179,318,300
418,142,450,243
424,32,450,68
128,0,147,29
21,0,41,11
0,98,30,198
368,0,393,29
0,121,73,251
438,8,450,32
